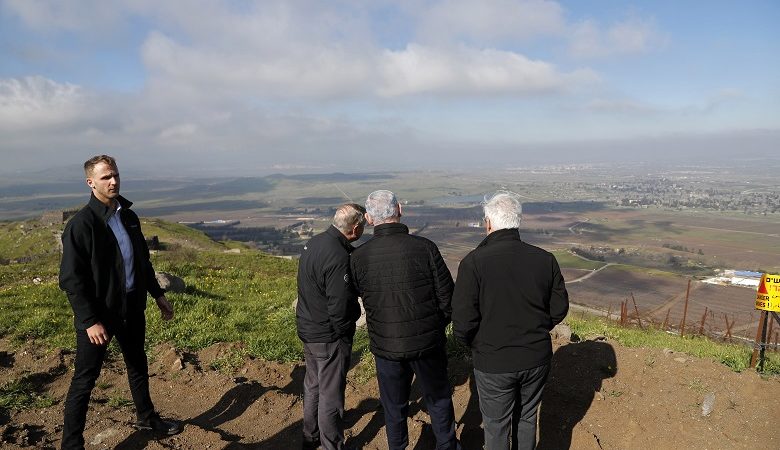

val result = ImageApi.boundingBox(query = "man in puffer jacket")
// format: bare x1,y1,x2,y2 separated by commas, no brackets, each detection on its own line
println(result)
350,190,460,450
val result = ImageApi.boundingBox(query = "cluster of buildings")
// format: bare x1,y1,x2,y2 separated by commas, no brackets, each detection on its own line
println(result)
701,270,763,289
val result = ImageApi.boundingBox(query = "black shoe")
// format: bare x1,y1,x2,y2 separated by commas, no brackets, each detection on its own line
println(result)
301,438,321,450
134,414,183,436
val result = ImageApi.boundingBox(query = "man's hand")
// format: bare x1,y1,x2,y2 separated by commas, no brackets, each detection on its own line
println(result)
156,295,174,321
86,322,110,345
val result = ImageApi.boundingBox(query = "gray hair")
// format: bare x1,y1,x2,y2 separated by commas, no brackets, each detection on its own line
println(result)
483,191,522,230
365,190,399,225
332,203,366,233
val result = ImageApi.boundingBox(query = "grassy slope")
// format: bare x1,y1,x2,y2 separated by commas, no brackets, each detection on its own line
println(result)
0,219,61,260
0,217,775,377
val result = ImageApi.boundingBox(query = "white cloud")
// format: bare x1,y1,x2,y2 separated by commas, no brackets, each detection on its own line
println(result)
9,1,762,175
584,97,660,115
0,76,92,130
1,0,125,32
415,0,566,44
140,32,375,99
569,17,666,59
378,44,597,96
158,123,199,142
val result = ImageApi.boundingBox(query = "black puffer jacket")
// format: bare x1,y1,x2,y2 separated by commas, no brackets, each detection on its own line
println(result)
350,222,454,361
296,225,361,343
59,194,165,330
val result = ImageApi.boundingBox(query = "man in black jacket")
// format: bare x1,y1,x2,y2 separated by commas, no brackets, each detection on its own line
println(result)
452,191,569,450
59,155,181,450
350,190,460,450
296,203,366,450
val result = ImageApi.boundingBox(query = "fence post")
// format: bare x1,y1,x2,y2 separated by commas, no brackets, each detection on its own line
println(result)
620,301,627,326
723,314,735,342
698,307,708,335
680,279,691,337
750,311,769,369
630,293,643,329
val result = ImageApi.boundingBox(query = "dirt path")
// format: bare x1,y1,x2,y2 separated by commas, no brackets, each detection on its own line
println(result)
566,263,614,284
1,337,778,449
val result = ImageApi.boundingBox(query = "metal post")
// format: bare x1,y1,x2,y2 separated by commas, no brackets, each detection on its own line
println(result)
750,311,768,369
698,307,708,336
680,279,691,337
630,293,643,329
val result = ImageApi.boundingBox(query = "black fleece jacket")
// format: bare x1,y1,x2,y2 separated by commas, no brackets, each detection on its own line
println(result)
296,225,361,343
59,194,164,330
350,222,454,361
452,228,569,373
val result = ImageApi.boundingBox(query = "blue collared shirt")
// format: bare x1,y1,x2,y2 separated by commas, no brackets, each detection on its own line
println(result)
107,203,135,292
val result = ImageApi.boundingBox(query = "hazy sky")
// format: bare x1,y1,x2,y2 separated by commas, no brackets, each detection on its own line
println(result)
1,0,778,175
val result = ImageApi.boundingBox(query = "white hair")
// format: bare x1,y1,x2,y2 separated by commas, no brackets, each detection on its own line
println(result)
365,190,399,225
483,191,522,230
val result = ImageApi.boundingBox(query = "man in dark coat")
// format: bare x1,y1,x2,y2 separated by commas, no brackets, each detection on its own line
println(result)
59,155,181,449
350,190,460,450
452,191,569,450
296,203,366,450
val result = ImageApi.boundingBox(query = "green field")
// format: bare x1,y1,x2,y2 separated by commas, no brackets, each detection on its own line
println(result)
552,250,606,270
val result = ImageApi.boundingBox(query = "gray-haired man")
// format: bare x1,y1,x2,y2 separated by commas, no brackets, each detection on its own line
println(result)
452,191,569,450
296,203,366,450
350,190,460,450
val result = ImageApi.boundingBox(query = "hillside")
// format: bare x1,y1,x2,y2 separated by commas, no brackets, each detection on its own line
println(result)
2,334,778,449
1,217,779,449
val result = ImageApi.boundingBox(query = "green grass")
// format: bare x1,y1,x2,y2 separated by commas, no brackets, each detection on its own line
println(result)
144,249,303,361
209,347,250,374
107,395,134,408
2,216,777,380
0,221,307,362
0,376,56,411
566,314,780,375
140,219,225,251
552,250,606,270
0,220,62,261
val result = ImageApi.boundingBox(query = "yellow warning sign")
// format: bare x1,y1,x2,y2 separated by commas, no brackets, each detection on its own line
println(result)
755,273,780,312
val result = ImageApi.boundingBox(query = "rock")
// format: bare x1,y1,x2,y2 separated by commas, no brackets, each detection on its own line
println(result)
32,277,42,284
551,323,572,342
172,358,184,371
356,298,366,328
90,427,121,445
674,357,687,363
701,392,716,416
155,272,186,293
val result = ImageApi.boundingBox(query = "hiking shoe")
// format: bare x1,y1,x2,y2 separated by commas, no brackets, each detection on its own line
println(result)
302,438,321,450
134,414,182,436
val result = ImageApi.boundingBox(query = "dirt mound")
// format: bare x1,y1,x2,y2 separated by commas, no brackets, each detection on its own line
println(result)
1,337,778,449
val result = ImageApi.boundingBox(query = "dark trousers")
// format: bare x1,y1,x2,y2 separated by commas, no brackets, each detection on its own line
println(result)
473,364,550,450
375,349,459,450
61,303,154,450
302,337,353,450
